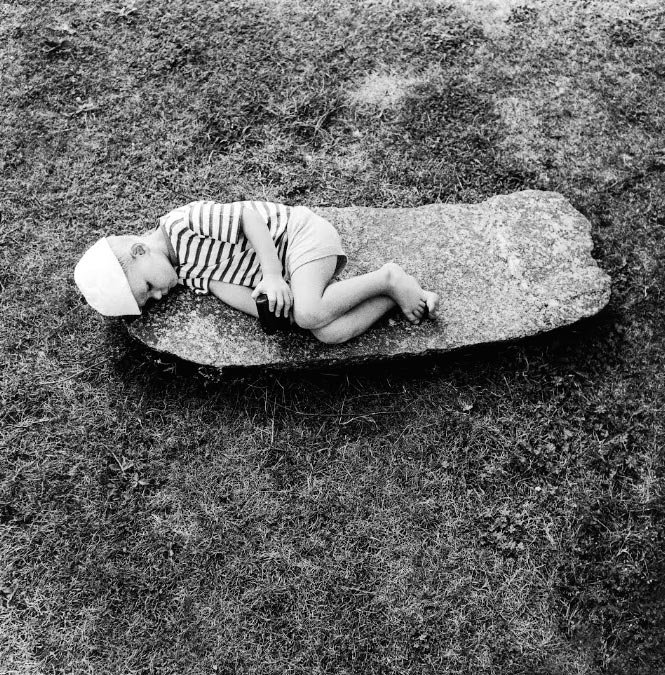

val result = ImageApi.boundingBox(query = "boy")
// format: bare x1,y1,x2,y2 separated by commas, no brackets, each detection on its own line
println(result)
75,201,439,344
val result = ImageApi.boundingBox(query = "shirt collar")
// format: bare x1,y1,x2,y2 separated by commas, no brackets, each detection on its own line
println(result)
158,220,178,266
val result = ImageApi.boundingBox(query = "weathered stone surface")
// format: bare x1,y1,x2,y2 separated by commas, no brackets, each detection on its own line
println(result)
126,191,611,370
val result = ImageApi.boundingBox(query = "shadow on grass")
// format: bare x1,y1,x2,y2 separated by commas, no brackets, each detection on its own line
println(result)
109,306,622,395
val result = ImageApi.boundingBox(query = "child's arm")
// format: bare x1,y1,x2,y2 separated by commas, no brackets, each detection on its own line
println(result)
209,280,259,317
241,206,293,318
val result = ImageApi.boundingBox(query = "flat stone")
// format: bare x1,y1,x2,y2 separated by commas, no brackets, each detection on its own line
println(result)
126,190,611,371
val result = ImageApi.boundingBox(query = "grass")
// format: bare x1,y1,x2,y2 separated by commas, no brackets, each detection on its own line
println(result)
1,0,665,673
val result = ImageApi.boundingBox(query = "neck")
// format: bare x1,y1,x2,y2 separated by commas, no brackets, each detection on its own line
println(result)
143,228,170,259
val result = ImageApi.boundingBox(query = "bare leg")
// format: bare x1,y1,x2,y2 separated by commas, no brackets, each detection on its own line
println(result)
311,295,396,344
291,257,392,328
290,256,439,330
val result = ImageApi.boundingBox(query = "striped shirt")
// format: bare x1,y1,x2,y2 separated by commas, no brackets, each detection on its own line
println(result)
160,200,292,294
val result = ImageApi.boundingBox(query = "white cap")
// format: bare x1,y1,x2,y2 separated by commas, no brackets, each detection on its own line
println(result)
74,238,141,316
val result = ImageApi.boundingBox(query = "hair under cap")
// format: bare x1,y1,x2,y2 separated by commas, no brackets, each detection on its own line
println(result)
74,238,141,316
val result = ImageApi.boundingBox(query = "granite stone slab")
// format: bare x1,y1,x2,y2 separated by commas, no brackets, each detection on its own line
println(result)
126,190,611,370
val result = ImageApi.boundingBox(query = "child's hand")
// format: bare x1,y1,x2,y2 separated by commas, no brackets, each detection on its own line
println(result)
251,274,293,318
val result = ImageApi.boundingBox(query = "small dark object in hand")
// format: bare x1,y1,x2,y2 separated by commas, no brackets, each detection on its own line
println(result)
255,293,291,335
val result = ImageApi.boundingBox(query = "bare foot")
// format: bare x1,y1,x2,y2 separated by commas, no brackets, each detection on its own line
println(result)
384,263,438,324
424,291,440,320
412,291,440,322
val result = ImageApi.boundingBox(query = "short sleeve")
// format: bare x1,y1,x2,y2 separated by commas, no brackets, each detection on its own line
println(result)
184,201,242,243
182,276,209,295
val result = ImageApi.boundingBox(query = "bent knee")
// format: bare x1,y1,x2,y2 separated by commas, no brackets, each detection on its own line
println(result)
310,325,347,344
293,306,326,330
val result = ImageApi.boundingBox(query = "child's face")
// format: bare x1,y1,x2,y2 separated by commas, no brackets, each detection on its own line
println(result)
125,247,178,309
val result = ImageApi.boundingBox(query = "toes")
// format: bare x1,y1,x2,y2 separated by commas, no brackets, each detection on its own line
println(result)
418,296,429,320
425,293,440,320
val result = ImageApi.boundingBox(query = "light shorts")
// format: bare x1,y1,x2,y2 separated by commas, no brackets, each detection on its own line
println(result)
285,206,347,280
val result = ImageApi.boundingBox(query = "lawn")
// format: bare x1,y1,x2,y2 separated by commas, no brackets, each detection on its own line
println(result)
1,0,665,673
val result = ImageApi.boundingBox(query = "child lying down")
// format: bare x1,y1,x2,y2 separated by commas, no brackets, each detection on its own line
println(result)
75,200,439,344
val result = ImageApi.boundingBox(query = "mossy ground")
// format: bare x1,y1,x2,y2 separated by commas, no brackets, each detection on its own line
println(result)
1,1,664,673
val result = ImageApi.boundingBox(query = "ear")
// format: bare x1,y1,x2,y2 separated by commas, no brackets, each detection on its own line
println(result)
130,242,148,257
